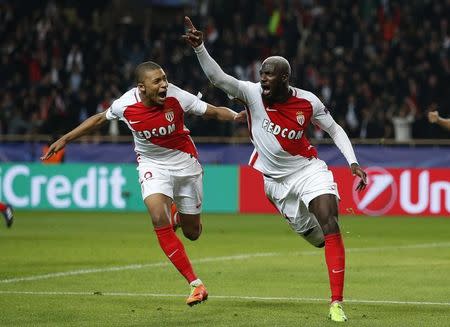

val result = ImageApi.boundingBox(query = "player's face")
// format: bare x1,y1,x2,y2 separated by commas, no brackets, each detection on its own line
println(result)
259,62,284,102
138,68,169,105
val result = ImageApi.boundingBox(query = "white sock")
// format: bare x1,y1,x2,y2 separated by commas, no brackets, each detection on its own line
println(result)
189,279,203,287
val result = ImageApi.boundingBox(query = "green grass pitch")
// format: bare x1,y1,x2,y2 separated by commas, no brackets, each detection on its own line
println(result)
0,211,449,326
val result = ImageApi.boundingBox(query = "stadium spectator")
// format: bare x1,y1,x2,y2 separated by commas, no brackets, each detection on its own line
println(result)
428,110,450,131
41,60,243,306
0,1,448,139
391,99,416,142
0,202,14,228
183,16,367,322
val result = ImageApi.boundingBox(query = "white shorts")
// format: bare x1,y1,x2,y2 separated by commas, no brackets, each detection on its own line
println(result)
138,160,203,215
263,158,339,234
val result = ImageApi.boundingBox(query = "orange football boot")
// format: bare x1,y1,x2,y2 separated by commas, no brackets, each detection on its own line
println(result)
186,284,208,306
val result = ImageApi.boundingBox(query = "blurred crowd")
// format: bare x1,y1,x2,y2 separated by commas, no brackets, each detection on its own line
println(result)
0,0,449,140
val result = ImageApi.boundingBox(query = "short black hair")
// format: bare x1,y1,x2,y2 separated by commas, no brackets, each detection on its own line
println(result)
135,61,162,83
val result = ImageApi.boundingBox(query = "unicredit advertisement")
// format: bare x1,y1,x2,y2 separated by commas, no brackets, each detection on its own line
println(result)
239,166,450,216
0,164,238,212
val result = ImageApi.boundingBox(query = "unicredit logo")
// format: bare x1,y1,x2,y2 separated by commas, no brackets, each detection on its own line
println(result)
352,167,397,216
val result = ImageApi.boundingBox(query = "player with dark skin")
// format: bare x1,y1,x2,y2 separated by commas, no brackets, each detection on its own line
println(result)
183,17,367,237
258,55,366,235
183,16,367,321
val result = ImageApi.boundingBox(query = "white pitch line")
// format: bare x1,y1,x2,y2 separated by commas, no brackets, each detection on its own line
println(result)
0,290,449,307
1,242,449,284
0,252,278,284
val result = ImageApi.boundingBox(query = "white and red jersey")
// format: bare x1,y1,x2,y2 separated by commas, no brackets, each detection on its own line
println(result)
105,83,207,169
235,81,334,178
194,43,358,178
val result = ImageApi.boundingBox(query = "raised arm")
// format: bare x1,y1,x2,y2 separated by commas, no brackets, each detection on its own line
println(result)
428,111,450,131
40,111,108,160
183,16,241,98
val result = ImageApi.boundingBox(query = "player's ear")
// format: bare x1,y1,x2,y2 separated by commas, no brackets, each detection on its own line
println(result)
137,83,145,92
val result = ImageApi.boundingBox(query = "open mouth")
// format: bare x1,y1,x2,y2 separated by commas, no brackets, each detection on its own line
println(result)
158,90,167,101
261,84,270,96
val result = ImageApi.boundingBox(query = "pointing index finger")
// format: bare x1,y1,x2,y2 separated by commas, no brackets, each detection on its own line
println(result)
184,16,195,31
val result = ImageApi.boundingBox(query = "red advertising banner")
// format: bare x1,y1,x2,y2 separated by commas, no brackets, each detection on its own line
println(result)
239,166,450,216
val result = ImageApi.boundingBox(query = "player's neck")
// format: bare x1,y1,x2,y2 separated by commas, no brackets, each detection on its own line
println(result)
269,87,292,104
140,92,161,108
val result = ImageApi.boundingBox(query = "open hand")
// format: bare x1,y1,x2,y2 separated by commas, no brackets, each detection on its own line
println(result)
351,163,367,192
40,138,66,161
182,16,204,48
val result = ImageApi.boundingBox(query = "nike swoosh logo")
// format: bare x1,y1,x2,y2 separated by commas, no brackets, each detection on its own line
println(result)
265,108,277,112
168,249,179,258
332,269,345,274
129,120,142,124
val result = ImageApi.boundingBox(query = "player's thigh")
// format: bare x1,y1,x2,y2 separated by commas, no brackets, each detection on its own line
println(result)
308,194,340,234
301,159,340,209
138,164,174,227
264,177,315,234
143,193,173,228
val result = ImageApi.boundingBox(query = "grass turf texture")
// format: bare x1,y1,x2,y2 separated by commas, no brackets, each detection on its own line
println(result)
0,212,449,326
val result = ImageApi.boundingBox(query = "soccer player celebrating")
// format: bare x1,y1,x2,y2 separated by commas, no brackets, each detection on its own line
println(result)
0,202,14,228
42,61,243,306
183,17,367,322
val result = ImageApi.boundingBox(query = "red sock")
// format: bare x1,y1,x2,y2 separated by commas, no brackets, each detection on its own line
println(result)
324,233,345,302
0,203,6,211
154,225,197,283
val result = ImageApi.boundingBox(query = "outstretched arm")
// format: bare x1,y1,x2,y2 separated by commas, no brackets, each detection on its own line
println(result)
428,111,450,131
183,16,241,98
41,111,108,160
203,104,247,122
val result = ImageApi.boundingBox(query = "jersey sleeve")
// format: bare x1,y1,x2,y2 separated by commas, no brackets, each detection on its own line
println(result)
105,88,137,120
169,83,207,116
235,81,261,106
105,100,123,120
310,95,334,130
307,91,358,165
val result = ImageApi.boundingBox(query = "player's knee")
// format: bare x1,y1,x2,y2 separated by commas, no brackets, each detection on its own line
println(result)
321,215,340,235
302,225,325,248
151,211,171,228
182,224,202,241
183,229,201,241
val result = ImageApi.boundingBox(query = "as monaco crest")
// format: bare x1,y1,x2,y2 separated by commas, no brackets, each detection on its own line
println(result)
165,111,174,122
296,111,305,126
